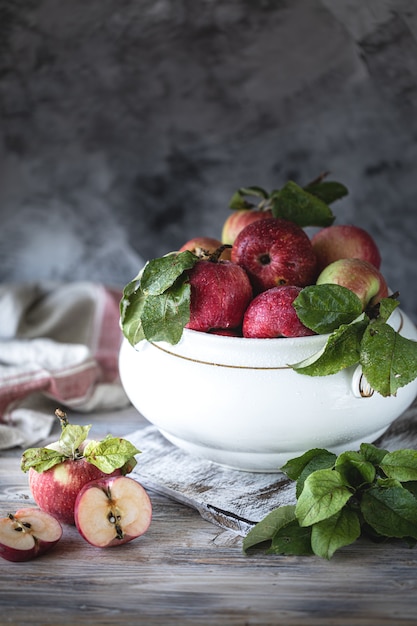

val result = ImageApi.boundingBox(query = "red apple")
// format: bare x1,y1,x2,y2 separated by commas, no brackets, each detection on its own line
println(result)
316,258,388,309
311,224,381,273
242,286,316,338
75,475,152,548
179,236,231,260
209,327,243,337
222,209,273,245
0,508,62,562
22,409,140,526
28,457,122,526
186,259,253,332
231,217,317,293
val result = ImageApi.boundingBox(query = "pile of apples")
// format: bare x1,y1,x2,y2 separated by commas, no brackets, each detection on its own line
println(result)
0,411,152,563
179,210,387,339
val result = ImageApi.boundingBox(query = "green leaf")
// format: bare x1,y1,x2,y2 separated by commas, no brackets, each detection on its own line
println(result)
291,318,369,377
375,297,400,324
268,519,314,556
270,181,335,227
359,442,389,466
360,319,417,397
335,451,376,488
311,507,361,559
83,436,140,474
296,469,353,527
361,485,417,539
293,284,363,334
295,452,338,498
281,448,336,482
20,447,67,473
380,449,417,482
141,281,191,344
140,251,197,296
59,424,91,458
120,286,147,346
229,186,269,210
304,180,348,205
242,505,297,553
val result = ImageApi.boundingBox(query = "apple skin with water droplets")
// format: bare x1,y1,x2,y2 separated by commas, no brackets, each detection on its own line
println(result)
186,259,253,333
243,285,317,338
231,218,317,294
311,224,382,274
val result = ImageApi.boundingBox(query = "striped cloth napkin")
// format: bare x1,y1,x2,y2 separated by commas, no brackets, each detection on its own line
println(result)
0,282,130,449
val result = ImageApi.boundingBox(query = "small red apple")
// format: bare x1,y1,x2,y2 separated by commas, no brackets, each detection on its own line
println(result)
242,285,316,338
0,508,62,562
311,224,381,273
28,457,122,526
221,209,273,245
316,258,388,309
231,217,317,293
186,259,253,332
21,409,140,525
74,475,152,548
179,236,231,260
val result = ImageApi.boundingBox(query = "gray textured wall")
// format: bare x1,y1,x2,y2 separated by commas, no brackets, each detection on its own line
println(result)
1,0,417,320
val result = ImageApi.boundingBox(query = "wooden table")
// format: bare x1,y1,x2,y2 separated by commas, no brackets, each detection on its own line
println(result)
2,405,417,626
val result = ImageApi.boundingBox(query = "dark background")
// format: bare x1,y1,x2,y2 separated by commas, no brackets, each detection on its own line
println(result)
1,0,417,321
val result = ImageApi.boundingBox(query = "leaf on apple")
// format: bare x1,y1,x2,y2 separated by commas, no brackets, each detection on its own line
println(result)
229,186,270,210
140,251,196,295
83,436,140,474
59,424,92,458
269,181,335,228
291,319,369,377
120,251,199,346
303,180,349,205
20,447,68,473
21,411,141,475
293,284,363,334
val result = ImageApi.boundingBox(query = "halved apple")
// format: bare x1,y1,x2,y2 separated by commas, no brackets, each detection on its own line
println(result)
74,475,152,548
0,508,62,562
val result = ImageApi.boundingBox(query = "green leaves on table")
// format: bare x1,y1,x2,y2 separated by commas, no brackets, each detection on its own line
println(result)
291,285,417,398
120,250,198,346
228,175,348,228
243,444,417,560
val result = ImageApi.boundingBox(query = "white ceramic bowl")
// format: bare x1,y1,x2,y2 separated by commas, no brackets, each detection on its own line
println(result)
119,308,417,472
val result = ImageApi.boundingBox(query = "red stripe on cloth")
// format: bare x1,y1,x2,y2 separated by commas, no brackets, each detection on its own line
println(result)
93,286,124,383
0,361,100,420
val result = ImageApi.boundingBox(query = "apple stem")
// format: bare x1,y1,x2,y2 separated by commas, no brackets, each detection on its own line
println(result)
55,408,69,431
306,171,330,187
209,244,232,263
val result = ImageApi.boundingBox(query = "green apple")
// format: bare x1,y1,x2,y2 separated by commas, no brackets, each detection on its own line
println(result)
316,258,388,309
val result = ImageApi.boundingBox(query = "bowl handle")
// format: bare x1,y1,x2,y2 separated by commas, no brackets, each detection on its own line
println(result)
351,365,375,398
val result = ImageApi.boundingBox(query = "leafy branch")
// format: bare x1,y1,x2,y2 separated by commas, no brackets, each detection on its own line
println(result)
229,174,348,228
243,444,417,559
291,285,417,398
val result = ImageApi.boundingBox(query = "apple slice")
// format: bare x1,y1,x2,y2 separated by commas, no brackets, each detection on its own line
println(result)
74,475,152,548
0,508,62,562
